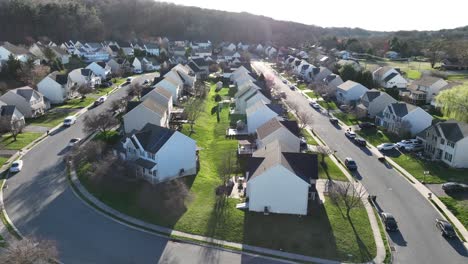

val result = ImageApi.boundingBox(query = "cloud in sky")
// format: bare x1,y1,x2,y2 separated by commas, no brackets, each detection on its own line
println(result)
162,0,468,31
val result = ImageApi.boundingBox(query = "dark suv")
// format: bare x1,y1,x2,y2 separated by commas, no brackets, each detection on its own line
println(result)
381,212,398,231
359,122,376,129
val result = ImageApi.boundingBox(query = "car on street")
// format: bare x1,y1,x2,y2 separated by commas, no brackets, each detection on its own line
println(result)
358,122,376,129
310,102,320,109
353,137,367,147
289,85,296,91
282,79,287,84
377,143,395,151
381,212,399,231
10,160,23,173
329,117,339,125
123,77,133,86
94,96,107,106
344,157,357,170
68,138,81,147
345,130,356,139
442,182,468,192
404,143,424,152
142,79,151,85
63,116,77,127
435,219,456,238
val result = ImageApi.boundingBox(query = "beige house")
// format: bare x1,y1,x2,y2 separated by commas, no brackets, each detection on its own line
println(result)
123,97,169,134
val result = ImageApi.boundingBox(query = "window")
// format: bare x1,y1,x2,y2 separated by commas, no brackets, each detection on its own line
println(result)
152,170,157,177
444,152,453,162
447,141,455,148
440,139,445,144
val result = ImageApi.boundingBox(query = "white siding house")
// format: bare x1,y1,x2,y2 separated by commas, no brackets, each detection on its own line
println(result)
357,89,397,118
373,66,408,88
256,119,301,152
154,78,181,104
246,101,283,134
123,97,169,134
378,102,433,136
336,81,368,105
0,86,47,118
37,71,76,104
86,61,112,80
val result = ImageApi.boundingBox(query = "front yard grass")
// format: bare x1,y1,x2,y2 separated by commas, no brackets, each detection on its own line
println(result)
305,91,318,99
0,132,42,150
439,196,468,229
357,128,400,146
55,97,95,110
317,100,338,110
334,112,359,126
297,83,307,90
0,156,9,168
301,128,317,145
406,69,422,79
318,156,349,182
27,110,74,128
77,85,376,262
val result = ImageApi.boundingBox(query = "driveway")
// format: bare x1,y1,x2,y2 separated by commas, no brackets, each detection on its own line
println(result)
3,72,287,263
253,61,468,264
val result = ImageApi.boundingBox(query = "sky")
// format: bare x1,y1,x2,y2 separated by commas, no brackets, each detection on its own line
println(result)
163,0,468,31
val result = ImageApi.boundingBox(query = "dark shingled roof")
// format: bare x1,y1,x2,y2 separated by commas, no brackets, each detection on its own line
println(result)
389,102,417,117
191,57,208,67
126,101,140,113
383,72,398,83
438,120,468,143
133,123,175,154
187,61,201,72
80,68,92,76
364,90,381,103
141,87,153,97
97,61,107,68
266,104,285,116
14,86,36,101
109,45,119,52
247,141,318,183
48,71,68,85
0,105,17,117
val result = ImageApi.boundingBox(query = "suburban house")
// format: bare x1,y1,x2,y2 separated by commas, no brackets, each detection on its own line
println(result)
187,57,209,79
337,59,361,71
107,58,131,76
373,66,408,89
121,123,197,184
123,96,170,134
86,61,112,80
0,42,31,62
154,78,181,104
423,120,468,168
132,57,143,72
308,67,332,83
323,74,344,89
246,101,284,134
0,104,25,131
164,64,196,94
245,140,318,215
141,86,173,115
356,89,397,118
399,76,448,105
0,86,48,118
37,71,76,104
143,43,160,56
234,82,268,114
377,102,433,136
116,41,134,56
68,68,100,88
50,46,70,64
256,118,301,152
336,81,369,105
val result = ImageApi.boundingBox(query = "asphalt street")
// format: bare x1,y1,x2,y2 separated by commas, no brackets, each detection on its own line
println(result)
253,61,467,264
3,73,286,264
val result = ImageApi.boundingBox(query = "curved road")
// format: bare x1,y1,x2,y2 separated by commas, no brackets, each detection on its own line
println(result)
253,61,467,264
3,74,286,264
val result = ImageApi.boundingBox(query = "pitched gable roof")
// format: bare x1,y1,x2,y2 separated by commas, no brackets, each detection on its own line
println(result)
383,72,398,83
388,102,417,117
363,89,381,103
133,123,175,153
141,96,167,116
48,71,68,85
437,120,468,143
0,105,17,117
257,118,300,139
412,76,445,87
338,80,366,91
1,42,29,55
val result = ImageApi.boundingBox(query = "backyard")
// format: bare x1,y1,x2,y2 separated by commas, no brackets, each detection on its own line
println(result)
76,84,376,261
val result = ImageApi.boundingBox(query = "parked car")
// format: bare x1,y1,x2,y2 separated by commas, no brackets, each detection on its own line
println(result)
377,143,395,151
345,157,357,170
396,140,413,149
289,85,296,91
10,160,23,173
133,69,143,74
436,219,456,238
354,137,367,147
310,102,320,109
63,116,77,127
329,117,339,125
94,96,107,106
142,79,151,85
282,79,287,84
442,182,468,192
68,138,81,147
381,212,398,231
345,130,356,139
100,81,112,88
404,143,424,152
358,122,376,129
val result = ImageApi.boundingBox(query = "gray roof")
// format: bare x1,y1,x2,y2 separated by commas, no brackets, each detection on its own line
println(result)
363,90,381,103
383,72,398,83
412,76,444,87
338,80,365,91
1,42,29,55
13,86,38,101
437,120,468,142
256,118,299,139
48,71,68,85
247,140,318,183
0,105,17,117
133,123,175,154
141,97,167,116
388,102,417,117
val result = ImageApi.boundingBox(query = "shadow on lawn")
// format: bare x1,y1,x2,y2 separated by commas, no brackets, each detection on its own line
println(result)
241,198,339,260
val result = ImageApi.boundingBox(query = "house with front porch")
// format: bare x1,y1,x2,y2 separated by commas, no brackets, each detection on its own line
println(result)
399,76,448,105
0,86,48,118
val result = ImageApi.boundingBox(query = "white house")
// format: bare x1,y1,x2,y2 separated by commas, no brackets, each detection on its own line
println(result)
225,43,237,52
132,57,143,73
68,68,100,88
309,67,332,83
336,81,368,105
86,61,111,80
0,105,25,131
154,78,181,104
0,86,47,118
423,120,468,168
234,82,266,114
144,43,160,56
123,96,170,134
37,71,76,104
122,123,197,184
246,101,284,134
107,58,131,76
372,66,408,89
378,102,433,136
400,76,448,105
116,41,134,56
323,74,344,89
357,89,397,118
256,118,301,152
246,140,318,215
141,86,173,115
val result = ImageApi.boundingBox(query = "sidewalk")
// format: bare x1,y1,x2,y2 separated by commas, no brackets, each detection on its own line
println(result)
69,167,341,264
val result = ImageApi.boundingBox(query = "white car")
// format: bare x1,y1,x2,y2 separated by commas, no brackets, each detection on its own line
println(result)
68,138,81,147
10,160,23,173
377,143,396,151
94,96,107,106
396,140,413,149
63,116,77,127
310,102,320,109
345,130,356,139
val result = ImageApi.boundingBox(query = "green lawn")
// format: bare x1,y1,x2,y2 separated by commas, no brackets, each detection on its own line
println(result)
317,100,338,110
0,132,42,150
391,154,468,184
56,97,95,109
0,156,9,168
407,70,422,79
305,91,318,99
439,196,468,229
27,110,74,128
297,83,307,90
357,129,400,146
318,156,349,182
76,85,376,261
334,112,359,126
301,129,318,145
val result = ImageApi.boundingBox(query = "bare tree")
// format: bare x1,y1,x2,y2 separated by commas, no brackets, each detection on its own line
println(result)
68,141,105,165
83,112,119,134
316,145,333,163
329,182,367,218
194,80,207,98
296,110,314,129
18,64,50,88
184,98,205,133
127,83,143,100
288,100,301,115
0,117,24,141
77,84,93,100
0,236,59,264
108,98,128,114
